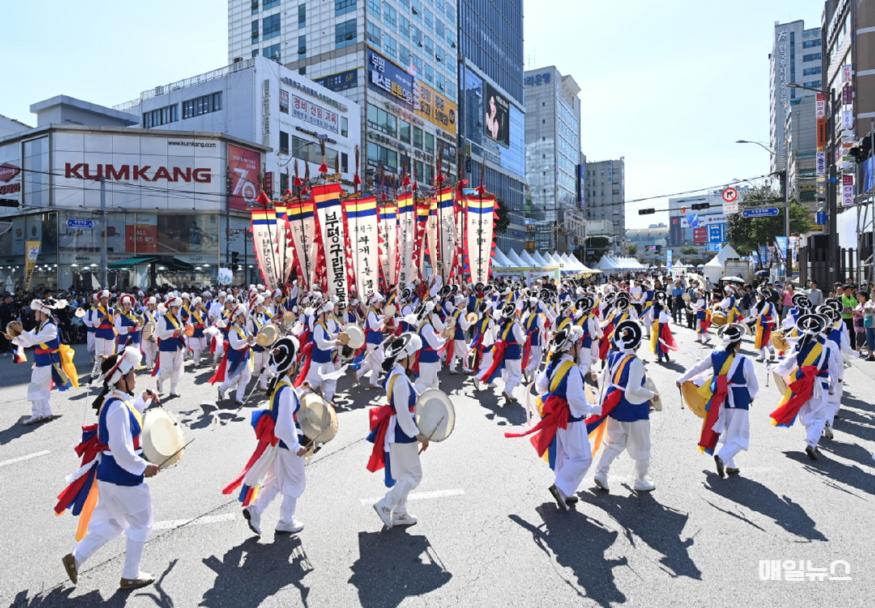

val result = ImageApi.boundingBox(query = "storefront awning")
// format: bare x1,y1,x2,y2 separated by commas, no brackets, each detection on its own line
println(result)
108,256,194,271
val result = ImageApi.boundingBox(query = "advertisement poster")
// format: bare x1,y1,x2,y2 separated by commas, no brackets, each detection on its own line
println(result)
367,49,414,108
24,240,40,291
125,216,158,254
483,83,510,147
227,144,262,211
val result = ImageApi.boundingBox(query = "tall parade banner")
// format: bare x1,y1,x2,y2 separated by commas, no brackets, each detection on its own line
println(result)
414,200,430,279
437,187,457,283
425,198,440,278
273,203,294,284
455,192,466,280
396,193,416,288
378,203,398,288
464,192,496,285
287,199,318,290
344,195,380,300
250,209,281,290
313,183,349,306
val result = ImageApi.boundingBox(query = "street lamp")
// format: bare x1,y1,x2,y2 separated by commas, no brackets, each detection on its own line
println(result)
736,139,791,276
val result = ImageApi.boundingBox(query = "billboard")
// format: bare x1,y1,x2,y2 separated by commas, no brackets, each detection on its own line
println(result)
414,81,457,136
0,143,21,210
291,94,340,134
227,143,262,211
367,49,414,108
483,83,510,147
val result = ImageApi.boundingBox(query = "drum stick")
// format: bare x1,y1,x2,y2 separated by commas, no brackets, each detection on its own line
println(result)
419,415,445,454
678,384,684,410
157,438,195,470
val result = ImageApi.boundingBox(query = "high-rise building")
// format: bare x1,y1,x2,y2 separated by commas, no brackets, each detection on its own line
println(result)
667,191,728,254
769,20,822,173
228,0,459,195
458,0,526,251
585,158,625,248
785,95,817,208
523,66,583,251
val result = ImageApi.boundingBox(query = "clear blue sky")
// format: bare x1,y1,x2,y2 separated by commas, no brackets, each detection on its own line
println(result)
1,0,824,228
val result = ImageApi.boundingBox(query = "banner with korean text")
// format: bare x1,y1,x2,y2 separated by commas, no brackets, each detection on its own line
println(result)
313,183,349,306
344,196,380,300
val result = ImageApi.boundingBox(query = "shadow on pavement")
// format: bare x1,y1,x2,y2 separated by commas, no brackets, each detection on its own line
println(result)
818,439,875,469
783,450,875,498
702,470,827,542
201,535,312,607
509,505,628,607
474,384,528,427
581,491,702,580
0,418,43,446
349,529,452,608
833,409,875,443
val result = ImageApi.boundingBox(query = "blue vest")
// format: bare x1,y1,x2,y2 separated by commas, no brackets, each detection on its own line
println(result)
710,350,751,410
419,324,440,363
94,307,115,340
387,372,417,444
500,320,521,360
452,310,465,341
366,310,384,345
269,380,304,450
117,311,141,345
605,351,649,421
32,322,61,367
96,397,144,487
544,359,584,423
312,323,334,363
526,313,541,347
159,313,183,351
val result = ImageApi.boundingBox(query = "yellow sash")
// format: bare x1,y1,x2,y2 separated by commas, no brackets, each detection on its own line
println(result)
165,313,182,330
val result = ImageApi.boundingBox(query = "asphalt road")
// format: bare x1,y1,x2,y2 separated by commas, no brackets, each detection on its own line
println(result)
1,324,873,607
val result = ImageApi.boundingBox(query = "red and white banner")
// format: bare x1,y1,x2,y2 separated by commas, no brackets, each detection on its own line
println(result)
250,209,281,290
313,183,349,306
455,192,466,279
437,187,458,282
228,144,262,211
415,200,431,279
378,203,398,288
273,203,294,284
344,196,380,300
287,199,318,290
397,193,416,288
464,193,496,285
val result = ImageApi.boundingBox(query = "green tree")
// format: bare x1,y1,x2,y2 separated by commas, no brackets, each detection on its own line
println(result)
495,198,510,234
626,243,638,255
726,185,812,255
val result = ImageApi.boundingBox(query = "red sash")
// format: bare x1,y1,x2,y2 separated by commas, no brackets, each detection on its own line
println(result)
504,394,569,456
366,405,394,472
769,366,818,427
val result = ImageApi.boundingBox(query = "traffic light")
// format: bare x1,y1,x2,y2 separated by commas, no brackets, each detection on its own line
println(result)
638,208,656,215
231,251,240,272
691,202,710,210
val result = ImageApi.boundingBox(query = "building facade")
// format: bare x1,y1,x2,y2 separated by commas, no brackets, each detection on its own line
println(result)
667,191,728,255
116,56,361,199
626,225,669,266
0,115,268,290
785,95,817,208
229,0,459,198
769,20,822,174
524,66,583,251
585,158,625,248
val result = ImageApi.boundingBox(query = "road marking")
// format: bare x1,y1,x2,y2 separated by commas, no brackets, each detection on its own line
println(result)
152,513,236,531
0,450,51,468
359,488,465,506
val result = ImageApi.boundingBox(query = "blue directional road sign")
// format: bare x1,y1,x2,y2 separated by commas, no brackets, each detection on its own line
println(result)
708,224,723,244
741,207,780,219
66,217,95,229
687,213,701,229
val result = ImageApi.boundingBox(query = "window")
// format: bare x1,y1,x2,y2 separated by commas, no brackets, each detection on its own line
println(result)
293,136,339,168
411,0,421,17
263,0,279,8
399,120,411,143
262,14,280,40
280,172,289,194
279,89,289,112
336,0,355,16
424,132,434,153
412,25,422,47
335,19,356,48
412,54,423,75
804,80,822,90
413,126,423,149
251,0,258,13
251,20,259,42
367,20,381,47
298,4,306,26
383,33,397,59
298,35,306,55
424,8,433,28
803,38,820,49
263,43,281,61
251,49,259,58
803,66,821,76
424,64,433,84
341,117,348,137
367,0,380,18
383,2,397,27
424,35,433,56
279,131,289,154
367,103,397,137
143,104,178,128
803,53,822,62
341,152,349,173
399,45,410,69
399,15,410,37
366,141,398,171
181,92,221,119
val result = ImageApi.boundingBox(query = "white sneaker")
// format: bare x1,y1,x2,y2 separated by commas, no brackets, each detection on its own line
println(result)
593,472,610,492
22,415,41,425
275,519,304,535
392,512,418,526
633,477,656,492
373,500,393,528
243,507,261,536
217,387,226,402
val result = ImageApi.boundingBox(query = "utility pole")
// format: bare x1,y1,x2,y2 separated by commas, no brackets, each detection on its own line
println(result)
781,170,791,276
100,178,108,289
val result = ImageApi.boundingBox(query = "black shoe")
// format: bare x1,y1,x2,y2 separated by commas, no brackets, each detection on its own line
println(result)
548,484,568,511
714,455,726,478
805,445,818,460
565,495,579,507
823,426,834,441
726,467,740,476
